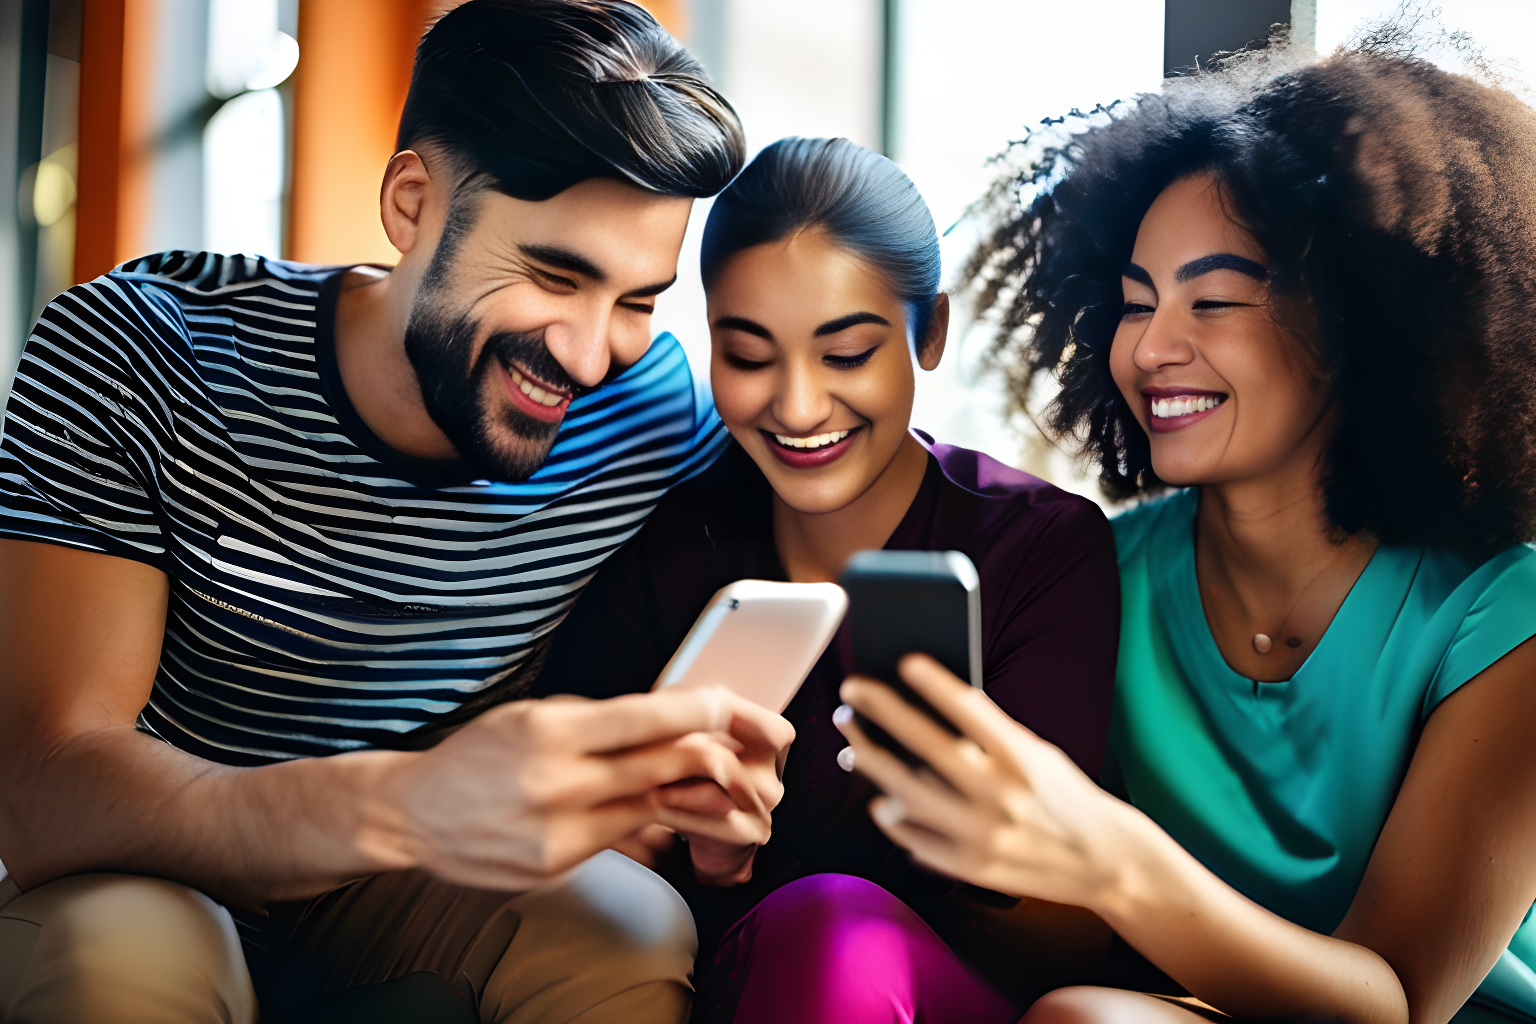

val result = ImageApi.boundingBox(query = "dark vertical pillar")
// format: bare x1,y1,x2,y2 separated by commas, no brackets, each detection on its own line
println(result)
881,0,899,159
15,0,49,342
1163,0,1291,77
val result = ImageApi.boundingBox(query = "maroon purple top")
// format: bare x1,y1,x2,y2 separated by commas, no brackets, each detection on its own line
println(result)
534,433,1119,945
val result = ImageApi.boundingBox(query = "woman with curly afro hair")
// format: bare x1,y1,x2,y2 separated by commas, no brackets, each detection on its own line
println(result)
832,40,1536,1024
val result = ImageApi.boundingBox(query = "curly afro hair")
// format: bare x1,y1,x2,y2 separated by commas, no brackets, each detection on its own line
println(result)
964,44,1536,554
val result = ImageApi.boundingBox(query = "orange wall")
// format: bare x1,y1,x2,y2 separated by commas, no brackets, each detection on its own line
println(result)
74,0,693,278
287,0,690,267
75,0,158,282
286,0,450,265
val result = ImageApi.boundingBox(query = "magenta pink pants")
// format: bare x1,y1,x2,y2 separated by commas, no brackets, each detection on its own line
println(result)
717,873,1016,1024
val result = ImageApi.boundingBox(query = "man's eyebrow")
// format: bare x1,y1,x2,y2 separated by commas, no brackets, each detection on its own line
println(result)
714,316,773,340
1122,262,1155,288
1175,253,1269,283
623,275,677,299
519,243,607,282
814,312,890,337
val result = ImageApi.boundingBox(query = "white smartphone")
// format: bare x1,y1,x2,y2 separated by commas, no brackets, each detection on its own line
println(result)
652,579,848,712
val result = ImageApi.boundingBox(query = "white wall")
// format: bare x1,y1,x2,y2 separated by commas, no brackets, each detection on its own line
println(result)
655,0,1536,506
653,0,1166,500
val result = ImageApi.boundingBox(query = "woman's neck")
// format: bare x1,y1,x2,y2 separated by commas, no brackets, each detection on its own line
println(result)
1195,433,1377,680
1198,471,1337,591
773,433,931,583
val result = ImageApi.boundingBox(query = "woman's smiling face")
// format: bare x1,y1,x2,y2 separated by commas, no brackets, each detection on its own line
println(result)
708,228,928,514
1110,172,1328,487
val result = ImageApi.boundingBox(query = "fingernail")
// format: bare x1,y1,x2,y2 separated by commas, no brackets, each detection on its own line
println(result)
836,746,856,772
832,704,854,726
872,796,906,829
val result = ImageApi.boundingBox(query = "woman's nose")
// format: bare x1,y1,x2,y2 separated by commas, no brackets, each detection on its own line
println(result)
1132,308,1196,373
772,363,833,433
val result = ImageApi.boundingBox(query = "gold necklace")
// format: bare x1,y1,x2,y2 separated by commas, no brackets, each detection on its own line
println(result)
1250,541,1357,655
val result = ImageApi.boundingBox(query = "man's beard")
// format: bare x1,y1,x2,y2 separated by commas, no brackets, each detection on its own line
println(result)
403,291,581,483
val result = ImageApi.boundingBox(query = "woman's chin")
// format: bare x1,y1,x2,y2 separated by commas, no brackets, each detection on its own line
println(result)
1149,464,1224,490
761,471,865,516
747,452,866,515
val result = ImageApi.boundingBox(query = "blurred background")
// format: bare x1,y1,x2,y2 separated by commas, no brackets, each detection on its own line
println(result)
0,0,1532,503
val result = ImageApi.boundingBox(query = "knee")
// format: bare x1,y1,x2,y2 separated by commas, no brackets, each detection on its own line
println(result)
563,850,697,968
1023,986,1170,1024
745,873,912,945
1,873,254,1024
721,873,922,983
481,853,697,1023
1025,987,1104,1024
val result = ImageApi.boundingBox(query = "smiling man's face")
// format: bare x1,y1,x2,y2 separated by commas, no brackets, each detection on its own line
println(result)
404,177,693,481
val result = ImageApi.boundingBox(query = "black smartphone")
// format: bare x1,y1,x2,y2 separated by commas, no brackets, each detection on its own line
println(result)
839,549,1019,909
839,549,982,764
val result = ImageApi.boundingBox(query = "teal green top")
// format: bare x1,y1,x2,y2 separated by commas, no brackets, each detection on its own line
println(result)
1109,490,1536,1019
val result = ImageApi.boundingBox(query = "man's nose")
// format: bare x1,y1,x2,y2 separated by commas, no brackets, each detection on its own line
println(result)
543,307,615,389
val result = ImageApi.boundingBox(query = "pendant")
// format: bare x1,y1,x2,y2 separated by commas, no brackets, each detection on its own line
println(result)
1252,633,1273,654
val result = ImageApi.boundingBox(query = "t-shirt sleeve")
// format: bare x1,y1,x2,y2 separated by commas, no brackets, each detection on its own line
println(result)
982,496,1122,777
0,279,169,569
1424,544,1536,716
676,374,729,486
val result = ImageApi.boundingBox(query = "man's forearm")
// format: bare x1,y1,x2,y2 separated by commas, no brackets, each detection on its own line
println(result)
1,725,417,908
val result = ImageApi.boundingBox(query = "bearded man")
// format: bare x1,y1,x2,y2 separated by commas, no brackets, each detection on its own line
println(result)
0,3,791,1022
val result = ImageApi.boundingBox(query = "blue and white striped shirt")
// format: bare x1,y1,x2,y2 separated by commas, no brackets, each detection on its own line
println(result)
0,252,726,765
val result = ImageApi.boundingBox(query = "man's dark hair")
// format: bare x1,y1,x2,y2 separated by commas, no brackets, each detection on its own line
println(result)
700,137,942,350
398,0,745,201
964,46,1536,554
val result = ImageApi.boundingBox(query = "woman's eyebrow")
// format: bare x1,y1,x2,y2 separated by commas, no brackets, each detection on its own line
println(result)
814,312,890,337
1122,262,1155,289
1175,253,1269,283
714,315,774,340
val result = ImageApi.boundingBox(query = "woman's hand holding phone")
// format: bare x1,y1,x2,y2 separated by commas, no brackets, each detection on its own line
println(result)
834,653,1137,909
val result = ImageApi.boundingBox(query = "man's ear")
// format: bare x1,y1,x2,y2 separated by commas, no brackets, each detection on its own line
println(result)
380,150,432,256
917,292,950,371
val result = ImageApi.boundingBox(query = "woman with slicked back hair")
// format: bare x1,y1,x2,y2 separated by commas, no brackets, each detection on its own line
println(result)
537,137,1122,1022
833,35,1536,1024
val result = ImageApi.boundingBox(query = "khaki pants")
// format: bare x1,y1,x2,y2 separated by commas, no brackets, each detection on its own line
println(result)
0,851,695,1024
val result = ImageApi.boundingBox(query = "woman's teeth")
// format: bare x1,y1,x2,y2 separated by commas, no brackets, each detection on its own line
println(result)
1151,395,1224,419
508,364,565,407
774,430,851,450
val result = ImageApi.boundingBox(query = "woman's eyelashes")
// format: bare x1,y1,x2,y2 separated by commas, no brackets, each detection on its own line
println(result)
720,344,879,371
723,350,772,371
1191,298,1256,311
823,345,879,369
1121,298,1257,318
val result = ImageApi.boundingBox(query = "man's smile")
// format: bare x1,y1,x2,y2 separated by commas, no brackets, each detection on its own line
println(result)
500,358,571,423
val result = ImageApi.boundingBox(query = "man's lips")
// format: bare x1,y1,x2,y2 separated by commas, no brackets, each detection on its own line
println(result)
1142,387,1227,434
499,360,571,423
762,427,861,469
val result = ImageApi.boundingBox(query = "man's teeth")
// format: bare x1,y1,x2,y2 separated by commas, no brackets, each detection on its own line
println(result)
1151,395,1225,419
508,365,565,407
774,429,851,450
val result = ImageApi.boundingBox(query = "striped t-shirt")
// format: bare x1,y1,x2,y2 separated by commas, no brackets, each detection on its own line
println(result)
0,251,726,765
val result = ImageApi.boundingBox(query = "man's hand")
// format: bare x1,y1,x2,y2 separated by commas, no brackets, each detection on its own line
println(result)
0,539,794,904
370,686,795,891
648,697,795,886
